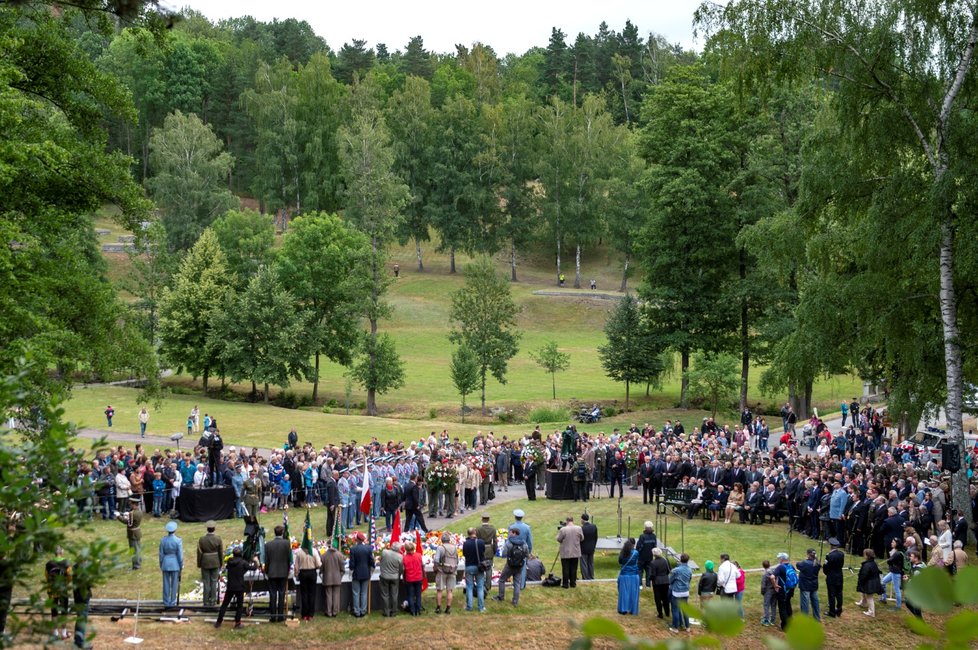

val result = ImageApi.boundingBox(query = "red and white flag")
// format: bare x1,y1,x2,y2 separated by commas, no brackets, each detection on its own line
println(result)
359,457,371,516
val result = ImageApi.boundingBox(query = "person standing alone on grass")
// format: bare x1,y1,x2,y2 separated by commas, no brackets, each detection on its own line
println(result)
104,405,113,428
158,521,183,610
196,521,223,608
557,516,583,588
138,408,149,437
823,538,845,617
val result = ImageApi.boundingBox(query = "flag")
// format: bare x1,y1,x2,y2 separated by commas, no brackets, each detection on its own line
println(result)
301,507,314,554
391,509,401,542
283,511,292,564
416,529,428,592
359,457,371,515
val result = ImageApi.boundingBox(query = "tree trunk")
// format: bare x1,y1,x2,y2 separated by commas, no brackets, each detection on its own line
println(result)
789,381,799,418
510,240,518,282
739,249,749,411
574,244,582,289
312,352,320,403
938,215,971,530
625,380,630,412
250,380,256,402
416,238,424,271
480,368,487,416
556,237,562,285
551,373,556,400
679,348,690,408
449,247,456,274
202,368,209,395
264,382,270,404
619,252,629,292
367,237,380,416
461,393,466,423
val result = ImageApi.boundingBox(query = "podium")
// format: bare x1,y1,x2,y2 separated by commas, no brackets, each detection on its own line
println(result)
545,470,573,500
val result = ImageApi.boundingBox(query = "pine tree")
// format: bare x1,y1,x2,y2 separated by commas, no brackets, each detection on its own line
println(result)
598,294,665,411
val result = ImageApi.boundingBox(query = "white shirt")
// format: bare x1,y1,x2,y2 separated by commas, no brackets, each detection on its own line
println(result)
717,560,737,594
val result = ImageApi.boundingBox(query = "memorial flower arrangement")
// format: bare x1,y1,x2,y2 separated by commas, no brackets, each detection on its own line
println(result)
425,462,457,493
523,444,545,466
624,446,639,469
471,454,492,478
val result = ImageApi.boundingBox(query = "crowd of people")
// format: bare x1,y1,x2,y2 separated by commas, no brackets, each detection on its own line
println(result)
60,401,978,639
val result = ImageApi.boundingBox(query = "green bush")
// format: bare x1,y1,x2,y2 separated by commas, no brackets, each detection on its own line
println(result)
274,390,312,409
321,406,330,414
529,406,569,423
326,398,338,408
497,410,519,423
428,407,437,419
603,406,617,417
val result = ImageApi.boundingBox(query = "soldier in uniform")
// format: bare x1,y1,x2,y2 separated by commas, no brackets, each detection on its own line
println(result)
197,521,223,608
115,495,144,569
243,470,260,522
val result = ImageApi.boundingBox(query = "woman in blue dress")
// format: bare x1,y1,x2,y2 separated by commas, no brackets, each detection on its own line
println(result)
617,537,640,615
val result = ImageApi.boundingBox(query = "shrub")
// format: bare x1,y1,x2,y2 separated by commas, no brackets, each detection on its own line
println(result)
326,398,338,408
321,406,330,414
603,406,617,417
428,407,438,419
529,406,569,423
274,390,311,409
497,410,518,423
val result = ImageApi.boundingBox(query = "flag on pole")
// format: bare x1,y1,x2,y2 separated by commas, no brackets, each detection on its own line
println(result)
391,509,401,542
359,457,371,516
301,507,314,554
416,529,428,591
283,511,293,564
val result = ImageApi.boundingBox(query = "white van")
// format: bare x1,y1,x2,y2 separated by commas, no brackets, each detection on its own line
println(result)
899,428,978,455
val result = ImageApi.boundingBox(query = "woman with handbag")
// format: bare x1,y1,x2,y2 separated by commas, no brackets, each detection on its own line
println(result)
462,528,487,612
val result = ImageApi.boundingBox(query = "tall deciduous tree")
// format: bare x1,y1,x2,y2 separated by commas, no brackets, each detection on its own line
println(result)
387,75,436,271
147,110,237,251
686,352,740,419
530,341,571,400
638,65,738,406
338,92,410,415
0,4,159,404
296,52,348,214
602,133,646,293
210,208,276,288
449,257,522,415
158,229,234,394
493,93,538,282
450,344,480,422
123,220,176,344
598,294,664,411
210,266,312,402
698,0,978,525
276,212,370,402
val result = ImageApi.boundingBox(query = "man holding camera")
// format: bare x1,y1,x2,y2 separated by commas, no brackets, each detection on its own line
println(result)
556,516,584,589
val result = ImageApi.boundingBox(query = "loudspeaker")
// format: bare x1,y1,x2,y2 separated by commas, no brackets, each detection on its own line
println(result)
546,470,572,500
942,443,961,472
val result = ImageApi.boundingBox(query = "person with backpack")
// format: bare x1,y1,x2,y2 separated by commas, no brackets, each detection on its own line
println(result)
770,552,797,630
571,457,589,502
495,527,528,605
433,532,458,614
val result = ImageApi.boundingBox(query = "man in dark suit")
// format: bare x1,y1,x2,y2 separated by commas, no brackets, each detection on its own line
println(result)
323,471,340,539
349,532,375,617
641,458,655,504
404,474,428,533
952,511,969,546
580,514,598,580
652,455,666,502
707,461,724,491
263,525,291,622
744,483,764,524
880,507,904,552
822,538,845,617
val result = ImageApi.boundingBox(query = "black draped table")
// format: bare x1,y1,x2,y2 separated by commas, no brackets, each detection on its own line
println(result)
177,486,235,522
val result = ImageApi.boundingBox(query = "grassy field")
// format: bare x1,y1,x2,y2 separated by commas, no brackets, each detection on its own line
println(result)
12,494,975,649
64,385,718,449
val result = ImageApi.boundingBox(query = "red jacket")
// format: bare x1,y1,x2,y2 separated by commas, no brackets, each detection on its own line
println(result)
403,551,424,582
